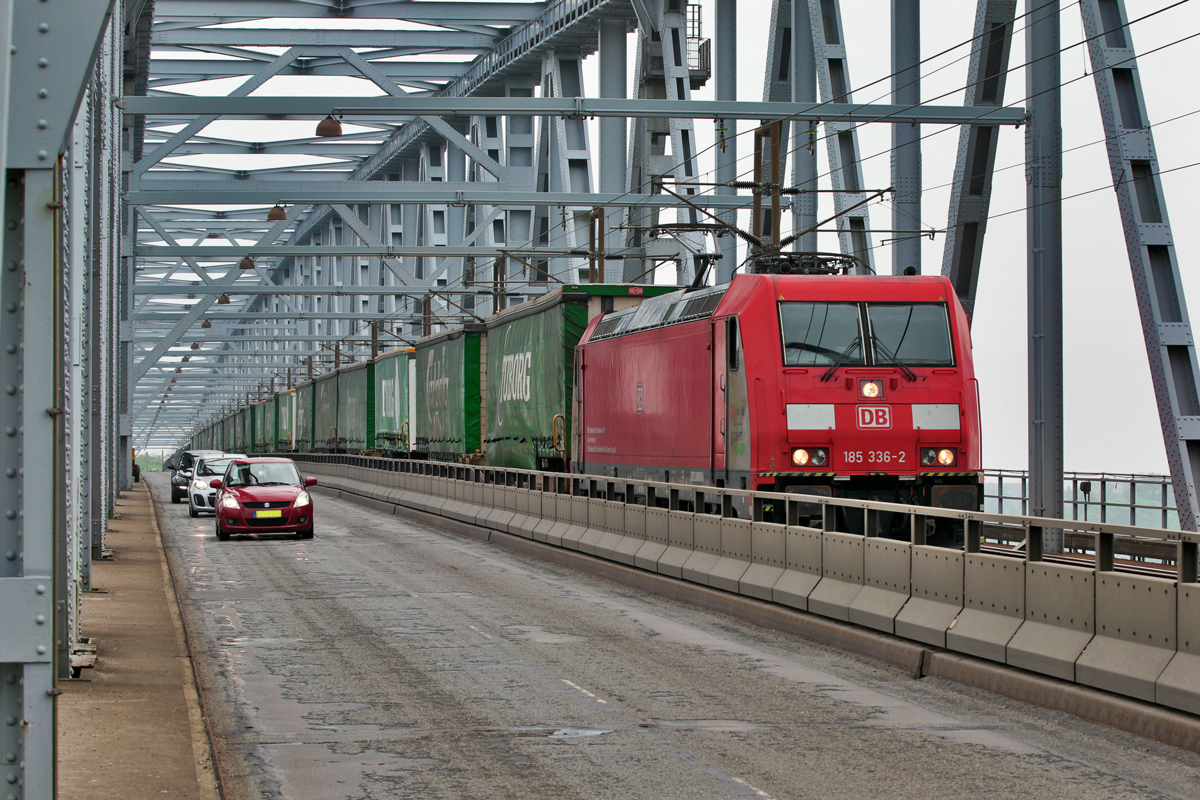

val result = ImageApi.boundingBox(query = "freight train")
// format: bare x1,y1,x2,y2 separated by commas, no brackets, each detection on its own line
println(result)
192,275,982,526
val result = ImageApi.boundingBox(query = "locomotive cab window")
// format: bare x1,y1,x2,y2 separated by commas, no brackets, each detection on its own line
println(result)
866,303,954,366
779,302,864,367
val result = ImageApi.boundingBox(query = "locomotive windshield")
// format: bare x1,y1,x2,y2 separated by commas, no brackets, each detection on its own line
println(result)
779,301,953,367
779,302,864,367
866,303,954,366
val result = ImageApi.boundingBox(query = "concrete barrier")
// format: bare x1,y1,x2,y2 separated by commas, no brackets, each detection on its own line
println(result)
772,525,822,611
947,553,1025,663
1006,561,1095,681
1077,572,1177,703
740,520,786,601
895,545,964,648
848,538,911,634
808,532,865,622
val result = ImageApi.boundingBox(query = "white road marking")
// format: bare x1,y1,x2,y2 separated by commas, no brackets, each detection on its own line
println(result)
562,679,608,704
468,625,493,639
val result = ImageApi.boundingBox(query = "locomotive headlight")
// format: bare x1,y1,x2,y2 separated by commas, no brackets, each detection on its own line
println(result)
811,448,828,466
920,447,957,467
792,448,810,466
860,380,883,399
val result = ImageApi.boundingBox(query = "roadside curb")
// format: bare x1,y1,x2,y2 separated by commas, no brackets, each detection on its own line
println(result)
146,483,225,800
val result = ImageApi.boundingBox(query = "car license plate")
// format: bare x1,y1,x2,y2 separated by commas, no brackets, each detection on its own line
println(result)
255,509,283,518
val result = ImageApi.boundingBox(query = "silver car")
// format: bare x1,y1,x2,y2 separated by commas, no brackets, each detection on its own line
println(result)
188,454,246,517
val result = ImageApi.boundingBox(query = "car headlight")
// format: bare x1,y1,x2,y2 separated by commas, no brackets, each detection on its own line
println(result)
193,480,208,490
294,490,311,508
220,494,240,509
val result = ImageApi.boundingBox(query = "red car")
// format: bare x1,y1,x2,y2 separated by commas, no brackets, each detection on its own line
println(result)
210,457,318,541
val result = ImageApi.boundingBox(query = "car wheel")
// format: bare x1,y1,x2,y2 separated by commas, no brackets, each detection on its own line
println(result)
297,528,313,540
171,492,180,504
216,520,229,541
189,505,198,518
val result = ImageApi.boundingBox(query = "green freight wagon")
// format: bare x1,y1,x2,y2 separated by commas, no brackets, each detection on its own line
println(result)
336,361,373,452
295,382,315,452
415,324,484,462
221,414,235,453
251,400,274,452
313,370,339,451
276,390,297,451
373,347,412,454
485,284,679,470
235,408,250,453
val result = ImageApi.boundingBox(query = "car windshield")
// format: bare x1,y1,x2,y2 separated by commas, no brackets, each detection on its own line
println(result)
779,302,864,367
196,458,235,477
224,462,302,487
866,303,954,366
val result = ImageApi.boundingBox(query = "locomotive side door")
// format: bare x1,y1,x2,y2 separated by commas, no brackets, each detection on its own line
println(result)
712,317,726,482
723,315,752,489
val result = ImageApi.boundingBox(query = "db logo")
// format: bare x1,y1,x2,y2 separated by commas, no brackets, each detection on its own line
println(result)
628,286,644,295
857,406,891,429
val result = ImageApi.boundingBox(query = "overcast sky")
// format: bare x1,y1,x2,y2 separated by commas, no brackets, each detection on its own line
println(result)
169,0,1199,475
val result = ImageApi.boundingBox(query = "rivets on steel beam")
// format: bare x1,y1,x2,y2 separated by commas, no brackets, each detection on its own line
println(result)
37,90,47,99
35,646,45,655
37,23,49,33
5,345,13,354
4,773,16,784
5,304,14,313
35,585,45,595
35,615,45,625
4,260,14,270
4,468,13,477
36,120,46,130
3,427,13,437
2,717,12,726
36,150,47,161
3,511,13,520
37,59,47,68
3,386,13,395
3,552,13,562
2,754,13,763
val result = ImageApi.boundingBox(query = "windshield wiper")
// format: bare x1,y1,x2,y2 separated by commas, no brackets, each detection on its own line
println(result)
871,335,917,381
820,336,862,382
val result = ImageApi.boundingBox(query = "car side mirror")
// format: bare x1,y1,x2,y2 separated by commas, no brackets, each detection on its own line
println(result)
304,477,318,487
209,478,222,489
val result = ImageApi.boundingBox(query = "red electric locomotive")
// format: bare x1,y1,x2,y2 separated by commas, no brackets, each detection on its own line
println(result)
573,272,981,531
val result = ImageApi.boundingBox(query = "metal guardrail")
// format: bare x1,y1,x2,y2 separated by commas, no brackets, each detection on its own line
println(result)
281,453,1200,720
985,469,1178,530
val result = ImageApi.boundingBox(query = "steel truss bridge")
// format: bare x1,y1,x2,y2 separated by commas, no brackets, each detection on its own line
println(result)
1,0,1199,794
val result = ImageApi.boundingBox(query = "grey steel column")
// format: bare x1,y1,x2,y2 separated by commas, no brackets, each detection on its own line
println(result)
446,140,466,291
714,0,737,282
1080,0,1200,534
891,0,920,274
1026,0,1064,546
599,19,627,283
791,0,818,253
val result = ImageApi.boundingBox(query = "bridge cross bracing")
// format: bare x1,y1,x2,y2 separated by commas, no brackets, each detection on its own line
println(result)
0,0,1198,794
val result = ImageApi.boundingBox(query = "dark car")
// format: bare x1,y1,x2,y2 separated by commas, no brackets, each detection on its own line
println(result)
211,458,317,541
171,450,224,503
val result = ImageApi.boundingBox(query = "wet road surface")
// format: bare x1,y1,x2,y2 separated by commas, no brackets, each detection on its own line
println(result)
146,473,1200,799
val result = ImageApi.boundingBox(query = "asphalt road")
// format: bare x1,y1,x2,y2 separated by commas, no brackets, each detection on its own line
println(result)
147,472,1200,799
